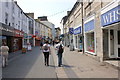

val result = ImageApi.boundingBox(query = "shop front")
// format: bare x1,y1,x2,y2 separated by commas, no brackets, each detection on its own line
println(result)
28,34,34,47
23,33,28,45
101,1,120,59
84,15,96,55
73,26,82,50
13,29,24,52
35,36,41,46
0,23,14,53
69,28,74,51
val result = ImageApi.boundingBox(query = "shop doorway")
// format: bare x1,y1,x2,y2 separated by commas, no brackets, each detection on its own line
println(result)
109,29,120,58
117,30,120,57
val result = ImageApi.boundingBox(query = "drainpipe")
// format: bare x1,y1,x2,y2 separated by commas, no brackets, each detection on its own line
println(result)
81,1,85,54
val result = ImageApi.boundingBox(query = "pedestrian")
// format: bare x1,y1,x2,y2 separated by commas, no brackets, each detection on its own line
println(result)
52,40,55,46
40,41,43,50
42,41,51,66
27,43,32,51
55,41,64,67
0,42,9,67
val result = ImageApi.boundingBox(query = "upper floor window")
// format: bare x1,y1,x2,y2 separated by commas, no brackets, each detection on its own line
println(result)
12,16,15,27
85,2,92,17
5,0,9,8
18,10,20,17
12,3,15,13
5,13,8,25
18,21,20,29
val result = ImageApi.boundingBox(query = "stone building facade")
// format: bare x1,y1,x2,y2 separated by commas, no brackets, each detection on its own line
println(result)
62,0,120,67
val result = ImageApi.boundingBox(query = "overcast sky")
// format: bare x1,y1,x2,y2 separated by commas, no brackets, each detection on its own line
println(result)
15,0,77,28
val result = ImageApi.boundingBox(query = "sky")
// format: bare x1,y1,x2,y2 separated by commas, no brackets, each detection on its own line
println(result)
15,0,77,28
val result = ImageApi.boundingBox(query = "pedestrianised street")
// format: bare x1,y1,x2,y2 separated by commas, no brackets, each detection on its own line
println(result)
2,46,119,79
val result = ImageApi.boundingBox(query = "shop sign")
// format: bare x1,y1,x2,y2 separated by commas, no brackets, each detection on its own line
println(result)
35,31,38,35
101,5,120,27
69,28,74,34
0,36,6,39
74,27,81,35
24,33,28,39
84,20,95,32
35,36,41,40
14,29,24,37
0,23,15,36
0,26,14,33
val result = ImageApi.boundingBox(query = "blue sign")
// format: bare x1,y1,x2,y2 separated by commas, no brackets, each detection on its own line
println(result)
35,31,38,35
0,36,6,39
74,27,82,35
69,28,74,34
101,5,120,27
84,20,95,32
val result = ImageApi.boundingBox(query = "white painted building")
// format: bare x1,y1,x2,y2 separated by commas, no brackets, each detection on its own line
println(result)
0,0,30,52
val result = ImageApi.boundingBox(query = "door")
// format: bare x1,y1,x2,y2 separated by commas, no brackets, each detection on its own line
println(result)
109,29,120,58
109,29,116,58
117,30,120,57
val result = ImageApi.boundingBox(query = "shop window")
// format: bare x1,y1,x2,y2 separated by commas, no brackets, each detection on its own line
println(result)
86,32,94,52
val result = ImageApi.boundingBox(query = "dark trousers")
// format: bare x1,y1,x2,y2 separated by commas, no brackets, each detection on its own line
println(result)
58,53,62,66
43,52,49,65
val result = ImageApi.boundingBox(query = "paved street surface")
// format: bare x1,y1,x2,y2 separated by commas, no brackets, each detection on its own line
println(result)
2,46,119,79
52,46,119,79
3,47,57,78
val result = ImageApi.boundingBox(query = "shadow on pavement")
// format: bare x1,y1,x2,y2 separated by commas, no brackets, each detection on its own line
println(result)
62,64,74,68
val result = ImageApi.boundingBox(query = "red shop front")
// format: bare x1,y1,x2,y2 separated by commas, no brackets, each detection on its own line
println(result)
35,36,41,46
13,29,24,52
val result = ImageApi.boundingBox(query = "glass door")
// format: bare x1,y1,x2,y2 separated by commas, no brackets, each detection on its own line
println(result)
109,29,116,58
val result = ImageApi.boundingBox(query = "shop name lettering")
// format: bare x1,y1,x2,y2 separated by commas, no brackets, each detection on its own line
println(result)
74,29,80,34
102,7,120,25
0,26,13,33
15,31,23,36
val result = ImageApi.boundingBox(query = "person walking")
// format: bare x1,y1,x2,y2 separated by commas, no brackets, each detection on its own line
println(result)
0,42,9,67
40,41,43,50
42,41,51,66
55,41,64,67
52,40,55,46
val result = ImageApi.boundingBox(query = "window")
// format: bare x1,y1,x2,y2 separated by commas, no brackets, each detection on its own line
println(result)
5,0,8,7
5,13,8,24
85,4,91,17
12,17,15,27
18,10,20,17
12,3,15,13
18,21,20,29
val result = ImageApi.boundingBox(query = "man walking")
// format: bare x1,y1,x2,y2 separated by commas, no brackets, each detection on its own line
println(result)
55,41,64,67
42,41,51,66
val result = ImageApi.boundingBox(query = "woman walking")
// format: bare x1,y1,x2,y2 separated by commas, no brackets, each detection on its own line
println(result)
42,41,51,66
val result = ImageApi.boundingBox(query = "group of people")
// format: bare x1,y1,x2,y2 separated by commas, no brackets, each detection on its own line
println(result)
42,40,64,67
0,40,64,68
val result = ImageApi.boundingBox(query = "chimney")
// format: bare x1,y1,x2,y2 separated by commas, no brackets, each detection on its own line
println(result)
38,16,48,21
67,11,70,15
